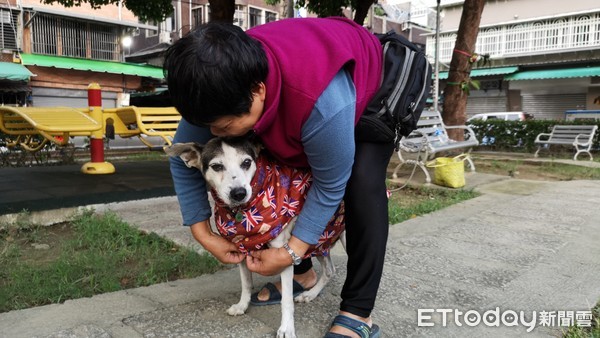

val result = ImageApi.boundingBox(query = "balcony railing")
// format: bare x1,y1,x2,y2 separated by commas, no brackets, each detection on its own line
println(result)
428,12,600,64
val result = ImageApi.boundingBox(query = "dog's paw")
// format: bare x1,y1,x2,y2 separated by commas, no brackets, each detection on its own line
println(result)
276,326,296,338
294,290,319,303
226,303,248,316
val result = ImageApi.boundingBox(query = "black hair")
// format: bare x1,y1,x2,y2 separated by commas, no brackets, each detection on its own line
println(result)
163,22,268,126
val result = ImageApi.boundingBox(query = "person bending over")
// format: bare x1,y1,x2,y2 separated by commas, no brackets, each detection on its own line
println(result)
164,17,393,338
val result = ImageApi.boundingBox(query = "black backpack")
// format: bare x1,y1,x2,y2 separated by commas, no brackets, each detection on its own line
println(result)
356,30,432,146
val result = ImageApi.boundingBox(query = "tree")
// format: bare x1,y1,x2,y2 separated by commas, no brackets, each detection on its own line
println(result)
42,0,376,28
41,0,174,22
441,0,485,140
265,0,376,25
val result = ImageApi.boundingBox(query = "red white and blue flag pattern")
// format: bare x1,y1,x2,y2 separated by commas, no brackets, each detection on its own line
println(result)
212,154,345,256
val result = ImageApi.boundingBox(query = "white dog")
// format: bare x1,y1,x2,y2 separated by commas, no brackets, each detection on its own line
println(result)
165,137,345,338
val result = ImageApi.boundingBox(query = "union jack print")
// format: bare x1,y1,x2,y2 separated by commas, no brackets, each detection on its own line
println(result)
292,172,312,194
216,215,237,236
318,229,336,246
281,195,300,216
242,206,263,232
266,186,277,210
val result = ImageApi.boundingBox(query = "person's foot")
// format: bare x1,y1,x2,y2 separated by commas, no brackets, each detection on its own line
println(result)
328,312,374,338
255,268,317,301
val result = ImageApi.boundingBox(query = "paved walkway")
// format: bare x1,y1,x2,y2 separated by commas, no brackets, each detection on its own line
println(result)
1,160,599,337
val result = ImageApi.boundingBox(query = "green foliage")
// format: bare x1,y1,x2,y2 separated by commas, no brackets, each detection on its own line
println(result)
40,0,173,22
266,0,362,18
468,119,600,152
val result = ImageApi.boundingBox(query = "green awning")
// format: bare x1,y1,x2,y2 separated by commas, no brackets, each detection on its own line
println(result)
20,53,164,79
0,62,35,81
505,66,600,81
437,66,519,80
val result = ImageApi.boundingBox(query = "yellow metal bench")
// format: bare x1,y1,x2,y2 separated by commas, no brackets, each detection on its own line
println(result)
103,106,181,147
0,107,101,151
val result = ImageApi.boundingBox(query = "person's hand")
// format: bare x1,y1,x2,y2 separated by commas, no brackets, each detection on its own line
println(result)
246,247,292,276
190,221,245,265
246,236,311,276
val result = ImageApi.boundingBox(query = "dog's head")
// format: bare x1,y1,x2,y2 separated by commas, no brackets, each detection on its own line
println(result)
164,137,261,208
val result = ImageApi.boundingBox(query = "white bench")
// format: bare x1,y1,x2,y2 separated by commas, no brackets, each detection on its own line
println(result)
392,110,479,184
534,125,598,161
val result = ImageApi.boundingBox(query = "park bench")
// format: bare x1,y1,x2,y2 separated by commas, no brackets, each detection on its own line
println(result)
392,110,479,184
534,125,598,161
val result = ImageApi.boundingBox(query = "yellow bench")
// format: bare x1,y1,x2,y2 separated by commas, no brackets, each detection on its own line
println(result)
0,107,101,151
103,106,181,147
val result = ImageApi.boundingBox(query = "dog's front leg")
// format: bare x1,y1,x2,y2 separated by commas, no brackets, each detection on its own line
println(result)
277,265,296,338
227,260,253,316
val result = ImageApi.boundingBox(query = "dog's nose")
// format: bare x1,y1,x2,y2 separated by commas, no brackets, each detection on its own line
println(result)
230,187,247,202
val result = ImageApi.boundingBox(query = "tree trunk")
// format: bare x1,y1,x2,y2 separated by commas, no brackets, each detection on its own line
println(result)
353,0,373,26
285,0,295,18
208,0,235,23
442,0,485,141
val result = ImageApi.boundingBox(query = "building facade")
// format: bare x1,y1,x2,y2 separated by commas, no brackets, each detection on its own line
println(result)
428,0,600,119
126,0,284,67
0,0,163,108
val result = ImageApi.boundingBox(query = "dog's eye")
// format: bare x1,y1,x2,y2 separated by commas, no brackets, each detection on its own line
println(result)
240,159,253,170
210,163,224,172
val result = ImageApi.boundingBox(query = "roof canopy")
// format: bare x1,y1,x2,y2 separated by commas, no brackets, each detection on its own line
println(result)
505,66,600,81
0,62,36,81
20,54,164,79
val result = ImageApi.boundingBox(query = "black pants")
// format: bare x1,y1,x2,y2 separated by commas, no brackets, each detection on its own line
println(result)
340,140,395,317
294,140,394,318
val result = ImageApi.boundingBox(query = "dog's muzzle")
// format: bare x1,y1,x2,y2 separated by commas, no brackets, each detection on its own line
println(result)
229,187,247,203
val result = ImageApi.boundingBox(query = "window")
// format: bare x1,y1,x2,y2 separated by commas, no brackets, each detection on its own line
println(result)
32,14,120,61
146,20,158,37
192,6,205,28
265,11,277,23
0,9,18,50
61,20,87,58
249,8,262,28
234,5,246,28
161,8,176,33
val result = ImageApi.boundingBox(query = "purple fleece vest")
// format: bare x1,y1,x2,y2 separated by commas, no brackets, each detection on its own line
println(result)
247,17,382,167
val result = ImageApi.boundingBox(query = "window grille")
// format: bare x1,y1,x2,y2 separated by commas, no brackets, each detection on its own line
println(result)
32,14,120,61
0,9,18,50
90,23,119,61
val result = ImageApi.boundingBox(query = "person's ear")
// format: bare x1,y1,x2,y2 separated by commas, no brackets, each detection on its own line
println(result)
254,82,266,101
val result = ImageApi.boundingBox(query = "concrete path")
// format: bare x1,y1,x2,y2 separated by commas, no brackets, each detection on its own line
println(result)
1,157,599,337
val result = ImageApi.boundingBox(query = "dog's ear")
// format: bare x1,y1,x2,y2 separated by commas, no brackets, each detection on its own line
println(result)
249,139,263,158
163,142,204,169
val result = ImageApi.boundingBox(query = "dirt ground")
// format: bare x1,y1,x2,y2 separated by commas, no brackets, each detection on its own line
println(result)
387,151,600,183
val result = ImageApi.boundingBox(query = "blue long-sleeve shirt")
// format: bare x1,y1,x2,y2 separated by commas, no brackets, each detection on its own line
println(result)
169,69,356,245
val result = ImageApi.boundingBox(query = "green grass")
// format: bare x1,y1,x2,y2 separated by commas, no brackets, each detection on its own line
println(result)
0,211,220,313
536,161,600,180
0,186,479,313
563,302,600,337
387,185,479,224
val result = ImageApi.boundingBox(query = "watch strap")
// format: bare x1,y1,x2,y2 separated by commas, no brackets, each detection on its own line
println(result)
283,243,302,266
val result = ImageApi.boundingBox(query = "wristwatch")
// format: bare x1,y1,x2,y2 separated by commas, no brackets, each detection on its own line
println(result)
283,243,302,266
